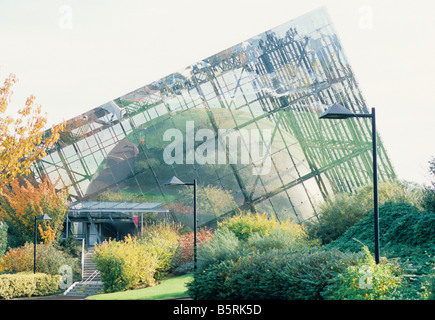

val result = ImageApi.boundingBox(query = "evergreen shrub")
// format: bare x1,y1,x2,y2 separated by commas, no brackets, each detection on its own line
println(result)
0,272,60,299
188,248,359,300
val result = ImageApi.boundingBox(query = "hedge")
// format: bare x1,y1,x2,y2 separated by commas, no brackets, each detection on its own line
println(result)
188,248,361,300
0,272,61,299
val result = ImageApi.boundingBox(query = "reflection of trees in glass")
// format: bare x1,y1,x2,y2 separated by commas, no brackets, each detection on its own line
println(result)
167,184,236,228
95,189,148,203
129,108,242,189
57,116,87,147
121,107,309,219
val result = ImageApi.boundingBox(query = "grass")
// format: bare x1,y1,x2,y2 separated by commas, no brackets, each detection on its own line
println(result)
86,273,193,300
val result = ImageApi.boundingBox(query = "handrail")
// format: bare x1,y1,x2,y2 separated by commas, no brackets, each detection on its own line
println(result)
83,270,101,284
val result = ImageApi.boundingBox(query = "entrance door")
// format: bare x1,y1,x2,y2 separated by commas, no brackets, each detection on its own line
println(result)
88,223,100,245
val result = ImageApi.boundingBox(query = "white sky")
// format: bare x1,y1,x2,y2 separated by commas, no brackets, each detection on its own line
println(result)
1,0,434,185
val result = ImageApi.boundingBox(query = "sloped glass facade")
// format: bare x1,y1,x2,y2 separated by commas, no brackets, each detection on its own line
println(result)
32,7,395,228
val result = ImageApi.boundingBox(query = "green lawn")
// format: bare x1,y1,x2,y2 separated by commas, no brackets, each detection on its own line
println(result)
86,274,193,300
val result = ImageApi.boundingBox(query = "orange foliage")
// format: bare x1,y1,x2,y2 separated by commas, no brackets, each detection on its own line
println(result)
0,245,33,273
38,224,57,244
0,177,69,244
0,73,64,187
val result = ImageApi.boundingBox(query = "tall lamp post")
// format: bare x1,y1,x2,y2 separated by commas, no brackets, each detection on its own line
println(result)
165,176,198,270
34,213,52,273
319,103,380,264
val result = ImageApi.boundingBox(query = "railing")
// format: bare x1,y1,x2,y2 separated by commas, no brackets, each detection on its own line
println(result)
83,270,101,284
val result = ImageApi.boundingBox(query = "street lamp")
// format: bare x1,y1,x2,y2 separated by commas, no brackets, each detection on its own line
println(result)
34,213,52,273
164,176,198,270
319,103,380,264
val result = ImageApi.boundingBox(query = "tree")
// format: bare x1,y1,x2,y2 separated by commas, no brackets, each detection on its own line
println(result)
0,177,69,246
422,157,435,213
0,73,64,187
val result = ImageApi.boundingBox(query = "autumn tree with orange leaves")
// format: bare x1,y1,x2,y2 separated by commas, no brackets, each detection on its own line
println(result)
0,73,66,246
0,177,69,246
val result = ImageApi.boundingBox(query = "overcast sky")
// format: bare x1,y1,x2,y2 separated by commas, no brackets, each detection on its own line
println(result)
1,0,434,185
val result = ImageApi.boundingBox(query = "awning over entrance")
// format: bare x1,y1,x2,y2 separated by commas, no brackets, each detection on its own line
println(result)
66,201,170,244
68,201,169,223
69,201,169,214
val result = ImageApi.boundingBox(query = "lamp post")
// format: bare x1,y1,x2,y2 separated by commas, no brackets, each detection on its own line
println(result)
34,213,52,273
165,176,198,270
319,103,380,264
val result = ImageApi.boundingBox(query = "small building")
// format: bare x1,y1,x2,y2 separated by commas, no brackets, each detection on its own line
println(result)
65,201,170,245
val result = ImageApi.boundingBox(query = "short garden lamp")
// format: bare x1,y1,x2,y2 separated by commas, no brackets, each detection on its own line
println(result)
34,213,51,273
319,103,380,264
164,176,198,270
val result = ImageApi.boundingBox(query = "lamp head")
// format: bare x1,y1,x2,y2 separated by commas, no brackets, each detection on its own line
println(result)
164,176,186,186
319,103,355,120
37,214,52,220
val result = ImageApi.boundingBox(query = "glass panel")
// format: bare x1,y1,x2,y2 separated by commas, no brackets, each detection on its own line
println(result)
269,192,295,221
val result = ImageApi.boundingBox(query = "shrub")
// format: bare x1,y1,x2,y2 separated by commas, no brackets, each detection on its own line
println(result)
94,235,159,293
219,212,307,242
0,272,61,299
246,224,313,253
329,202,435,253
173,227,214,267
306,180,424,245
197,228,242,270
327,202,435,299
141,222,180,280
306,193,366,245
0,242,80,279
197,212,311,270
322,246,403,300
0,245,32,273
188,247,360,300
94,223,181,293
0,222,8,257
218,212,274,241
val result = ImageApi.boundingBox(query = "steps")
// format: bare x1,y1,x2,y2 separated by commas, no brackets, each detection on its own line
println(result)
65,281,104,297
82,248,101,281
64,247,104,297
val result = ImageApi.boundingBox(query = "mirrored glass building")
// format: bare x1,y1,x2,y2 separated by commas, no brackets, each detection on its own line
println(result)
32,7,395,243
